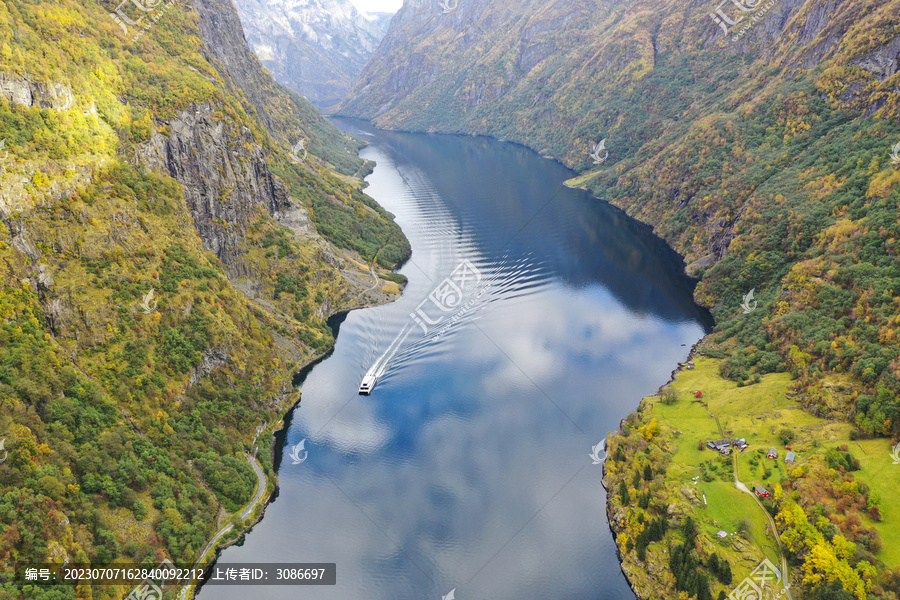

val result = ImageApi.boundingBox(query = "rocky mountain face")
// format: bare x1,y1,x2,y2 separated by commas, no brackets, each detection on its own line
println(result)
137,104,290,267
339,0,898,262
232,0,390,108
0,73,75,111
141,0,321,273
0,0,407,590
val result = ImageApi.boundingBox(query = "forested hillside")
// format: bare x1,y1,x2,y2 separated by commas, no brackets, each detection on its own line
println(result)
0,0,408,596
338,0,900,598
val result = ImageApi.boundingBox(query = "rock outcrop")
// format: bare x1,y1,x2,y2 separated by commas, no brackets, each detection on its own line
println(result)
0,72,74,110
137,104,290,267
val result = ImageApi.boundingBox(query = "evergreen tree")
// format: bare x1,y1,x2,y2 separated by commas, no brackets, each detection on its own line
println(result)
718,559,733,585
618,480,630,504
648,516,667,542
681,516,698,545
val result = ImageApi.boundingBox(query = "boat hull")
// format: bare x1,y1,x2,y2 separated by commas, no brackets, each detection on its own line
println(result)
359,373,377,395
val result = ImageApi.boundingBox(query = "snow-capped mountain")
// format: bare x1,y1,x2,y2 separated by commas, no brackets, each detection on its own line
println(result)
233,0,392,108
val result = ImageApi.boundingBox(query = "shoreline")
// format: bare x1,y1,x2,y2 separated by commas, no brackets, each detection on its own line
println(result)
602,337,707,600
175,309,387,599
276,121,897,600
176,286,406,599
178,121,414,599
561,176,713,600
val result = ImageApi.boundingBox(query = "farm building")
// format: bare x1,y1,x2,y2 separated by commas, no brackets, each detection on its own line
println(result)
706,439,731,454
754,485,771,498
767,447,778,459
785,451,796,463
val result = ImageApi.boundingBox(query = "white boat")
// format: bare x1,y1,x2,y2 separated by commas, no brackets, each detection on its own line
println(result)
359,373,377,395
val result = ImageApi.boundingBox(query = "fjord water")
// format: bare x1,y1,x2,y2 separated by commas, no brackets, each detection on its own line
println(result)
198,120,712,600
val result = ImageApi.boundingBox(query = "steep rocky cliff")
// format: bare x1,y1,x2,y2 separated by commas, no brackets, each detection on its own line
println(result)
137,104,289,267
233,0,389,108
0,72,75,111
0,0,407,594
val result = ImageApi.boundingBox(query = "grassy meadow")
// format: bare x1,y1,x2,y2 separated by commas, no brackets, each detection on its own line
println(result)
633,356,899,585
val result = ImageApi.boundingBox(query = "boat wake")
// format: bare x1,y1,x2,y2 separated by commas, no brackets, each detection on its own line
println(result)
359,321,416,394
358,253,550,394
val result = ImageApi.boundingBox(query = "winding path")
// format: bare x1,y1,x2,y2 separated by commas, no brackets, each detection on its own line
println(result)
733,479,792,598
345,253,384,306
176,453,267,600
705,402,792,597
728,433,792,598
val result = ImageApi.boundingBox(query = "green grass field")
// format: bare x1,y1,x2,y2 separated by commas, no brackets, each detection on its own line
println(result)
643,356,900,570
697,480,778,571
852,438,900,566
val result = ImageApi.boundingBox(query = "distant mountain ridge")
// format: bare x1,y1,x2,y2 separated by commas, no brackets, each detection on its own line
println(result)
233,0,391,108
365,11,396,33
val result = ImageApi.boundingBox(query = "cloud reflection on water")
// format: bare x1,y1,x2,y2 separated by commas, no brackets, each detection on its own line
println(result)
196,122,708,600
